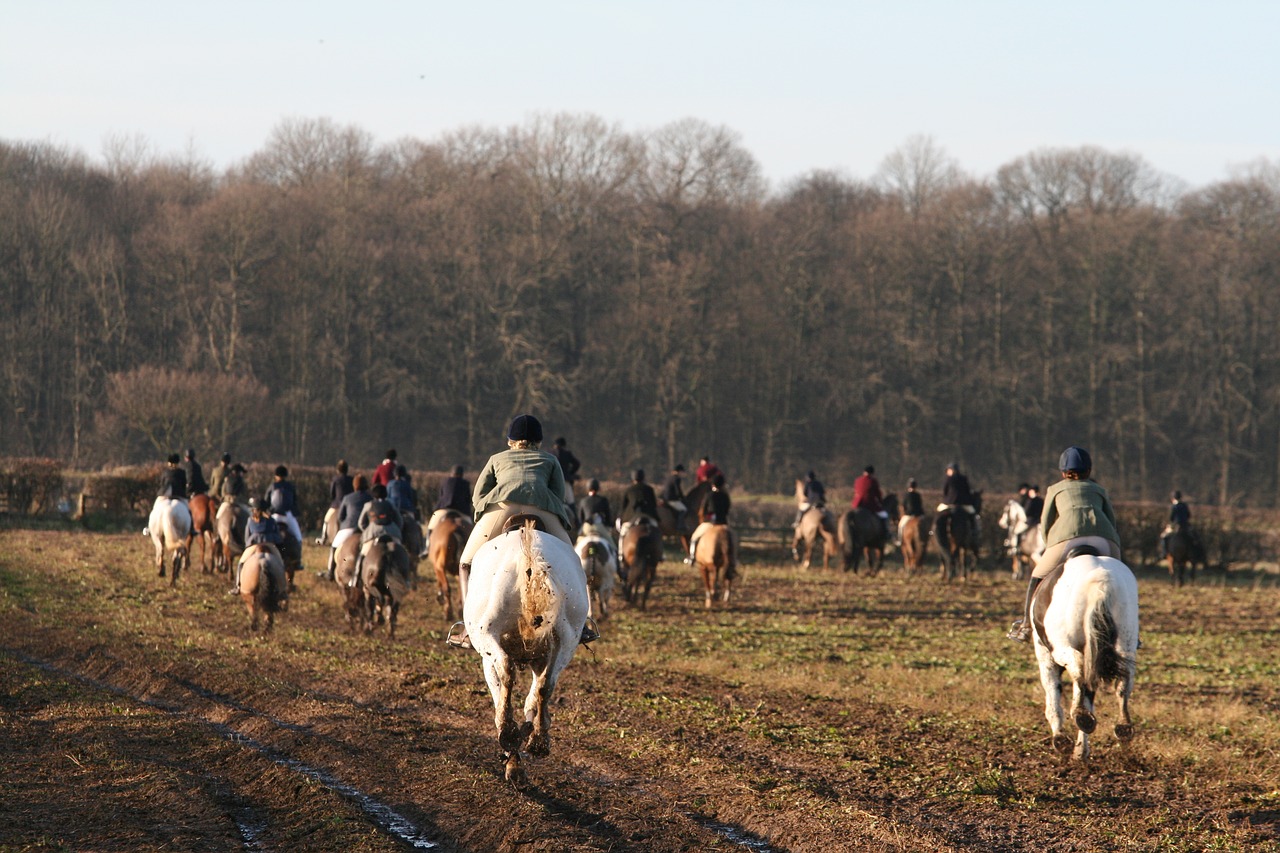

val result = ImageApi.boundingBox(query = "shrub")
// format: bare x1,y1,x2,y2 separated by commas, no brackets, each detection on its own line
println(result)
0,458,64,515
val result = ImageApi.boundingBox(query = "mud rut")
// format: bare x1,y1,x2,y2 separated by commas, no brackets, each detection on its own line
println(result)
2,532,1268,852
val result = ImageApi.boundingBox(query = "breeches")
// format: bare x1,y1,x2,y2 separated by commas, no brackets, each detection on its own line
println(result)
1032,535,1121,579
460,503,572,566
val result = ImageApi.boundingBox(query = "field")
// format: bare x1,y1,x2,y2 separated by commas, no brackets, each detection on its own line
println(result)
2,523,1279,852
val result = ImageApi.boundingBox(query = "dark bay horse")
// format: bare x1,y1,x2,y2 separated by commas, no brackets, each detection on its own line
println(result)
621,516,663,610
839,494,897,575
658,480,709,550
1166,527,1206,586
934,491,982,582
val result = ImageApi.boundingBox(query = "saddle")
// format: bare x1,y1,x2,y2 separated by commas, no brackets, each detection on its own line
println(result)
1029,545,1100,647
501,513,546,534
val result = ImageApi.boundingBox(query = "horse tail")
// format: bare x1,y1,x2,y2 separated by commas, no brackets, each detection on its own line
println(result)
1082,579,1127,691
383,544,411,602
262,555,283,613
517,523,554,645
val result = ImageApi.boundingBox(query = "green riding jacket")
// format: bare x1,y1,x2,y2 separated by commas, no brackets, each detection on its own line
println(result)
472,447,572,532
1040,477,1121,550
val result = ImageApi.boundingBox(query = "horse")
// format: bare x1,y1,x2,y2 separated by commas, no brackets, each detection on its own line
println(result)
1031,548,1138,765
188,493,218,574
270,512,304,591
793,506,838,570
899,514,930,574
358,536,415,639
146,498,192,586
464,522,589,784
998,499,1043,581
838,508,890,575
216,502,248,577
658,480,710,550
427,511,471,622
574,522,617,622
934,491,983,582
693,524,735,609
236,544,288,632
620,516,663,609
1166,527,1206,587
331,533,366,633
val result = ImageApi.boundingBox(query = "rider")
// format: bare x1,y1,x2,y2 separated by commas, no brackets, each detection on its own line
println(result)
230,497,283,595
794,470,827,529
322,460,354,542
387,465,418,518
1007,446,1122,642
208,452,232,502
372,449,398,490
578,478,614,529
265,465,304,547
550,437,581,510
852,465,892,542
183,448,208,497
695,456,722,484
941,461,980,538
450,414,594,648
157,453,188,505
1159,490,1192,558
328,474,372,580
428,464,473,539
688,474,734,565
660,463,688,530
349,483,405,588
896,478,925,545
619,468,659,538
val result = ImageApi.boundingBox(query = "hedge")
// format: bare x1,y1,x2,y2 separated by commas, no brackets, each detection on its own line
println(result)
0,457,63,515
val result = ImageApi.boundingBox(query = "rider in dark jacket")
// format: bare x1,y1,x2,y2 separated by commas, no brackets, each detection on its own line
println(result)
183,449,208,496
158,454,188,500
578,479,614,528
620,469,659,524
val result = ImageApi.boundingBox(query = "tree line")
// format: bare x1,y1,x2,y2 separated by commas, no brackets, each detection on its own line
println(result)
2,117,1278,505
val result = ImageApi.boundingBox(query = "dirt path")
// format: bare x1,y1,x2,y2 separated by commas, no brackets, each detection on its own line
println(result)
2,528,1278,851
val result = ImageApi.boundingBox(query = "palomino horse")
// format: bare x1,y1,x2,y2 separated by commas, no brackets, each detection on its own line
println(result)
934,492,982,582
793,506,838,570
216,502,249,577
358,536,415,639
465,522,589,783
998,499,1044,581
1166,528,1206,587
146,498,192,586
620,516,663,610
1031,548,1138,765
427,511,471,622
838,508,890,575
899,514,930,574
188,493,218,574
693,524,735,609
657,480,710,551
574,522,617,622
236,544,288,632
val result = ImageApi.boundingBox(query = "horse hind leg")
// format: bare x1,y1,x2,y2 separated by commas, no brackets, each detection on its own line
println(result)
523,666,559,758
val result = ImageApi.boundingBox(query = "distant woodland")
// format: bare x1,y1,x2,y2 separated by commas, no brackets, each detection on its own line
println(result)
3,116,1279,504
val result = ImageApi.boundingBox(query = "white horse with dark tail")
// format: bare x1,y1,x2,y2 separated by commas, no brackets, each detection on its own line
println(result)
465,521,589,783
1032,547,1139,766
147,497,193,586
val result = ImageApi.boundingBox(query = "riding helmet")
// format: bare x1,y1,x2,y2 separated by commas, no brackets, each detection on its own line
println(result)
274,464,289,477
221,452,232,463
1172,490,1182,500
588,478,600,491
1058,445,1092,473
167,453,181,465
945,461,958,471
507,413,543,442
185,447,195,459
633,468,645,482
452,464,465,476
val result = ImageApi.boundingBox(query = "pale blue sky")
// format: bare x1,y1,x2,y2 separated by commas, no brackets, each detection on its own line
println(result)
4,1,1278,190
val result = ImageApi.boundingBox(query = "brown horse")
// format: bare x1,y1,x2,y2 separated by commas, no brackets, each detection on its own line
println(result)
935,500,981,582
658,480,710,551
216,502,248,577
620,516,663,610
427,511,471,621
331,534,365,633
188,493,218,573
840,507,893,575
693,524,735,609
1166,527,1205,586
237,544,288,632
359,536,414,639
900,515,930,574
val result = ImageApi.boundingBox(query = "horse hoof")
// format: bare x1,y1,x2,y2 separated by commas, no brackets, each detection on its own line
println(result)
1114,723,1134,742
1075,710,1097,735
1052,734,1074,755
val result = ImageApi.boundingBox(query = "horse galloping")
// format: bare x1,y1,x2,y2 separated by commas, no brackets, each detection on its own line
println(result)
147,498,192,586
620,516,663,610
1031,549,1139,766
899,515,930,574
693,524,735,609
427,511,470,621
359,536,415,639
237,544,288,632
575,523,617,622
998,499,1043,581
465,523,590,784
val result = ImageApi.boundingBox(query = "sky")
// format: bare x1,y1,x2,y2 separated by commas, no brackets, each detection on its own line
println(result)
4,1,1279,192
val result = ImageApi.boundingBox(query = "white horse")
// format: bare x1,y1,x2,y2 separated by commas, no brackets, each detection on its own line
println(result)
465,522,589,783
1034,550,1139,765
146,497,193,586
574,523,617,622
998,499,1044,580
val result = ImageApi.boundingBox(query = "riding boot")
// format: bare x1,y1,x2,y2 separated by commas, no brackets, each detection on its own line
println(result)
1007,576,1042,642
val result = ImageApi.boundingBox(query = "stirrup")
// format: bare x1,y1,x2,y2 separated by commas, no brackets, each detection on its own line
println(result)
1006,620,1031,642
445,621,471,649
579,618,600,645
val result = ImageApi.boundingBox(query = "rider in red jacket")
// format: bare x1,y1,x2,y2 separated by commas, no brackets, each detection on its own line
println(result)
852,466,891,541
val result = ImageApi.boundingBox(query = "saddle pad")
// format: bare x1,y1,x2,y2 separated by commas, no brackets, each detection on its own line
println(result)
502,513,546,534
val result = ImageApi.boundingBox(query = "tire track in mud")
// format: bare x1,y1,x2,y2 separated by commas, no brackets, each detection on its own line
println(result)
4,646,442,850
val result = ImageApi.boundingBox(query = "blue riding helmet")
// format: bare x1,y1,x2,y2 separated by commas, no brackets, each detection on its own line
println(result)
1059,446,1092,472
507,413,543,442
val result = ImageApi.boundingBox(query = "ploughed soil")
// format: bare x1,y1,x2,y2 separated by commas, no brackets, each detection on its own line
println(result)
1,526,1278,852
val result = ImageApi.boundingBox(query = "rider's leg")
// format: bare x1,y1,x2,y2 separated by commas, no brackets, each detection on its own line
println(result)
1008,541,1067,641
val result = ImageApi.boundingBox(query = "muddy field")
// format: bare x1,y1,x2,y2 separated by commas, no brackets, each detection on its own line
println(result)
2,524,1279,852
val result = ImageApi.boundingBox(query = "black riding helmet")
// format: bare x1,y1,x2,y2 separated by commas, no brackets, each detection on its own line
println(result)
1058,445,1092,473
508,414,543,443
